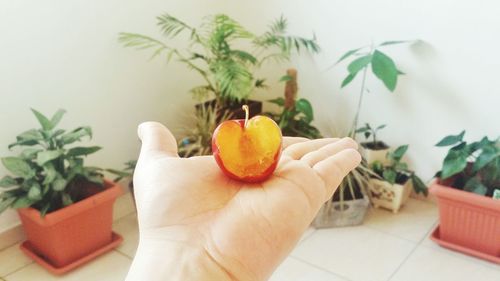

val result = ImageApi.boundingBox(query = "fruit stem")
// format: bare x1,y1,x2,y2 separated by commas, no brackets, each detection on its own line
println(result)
242,105,249,128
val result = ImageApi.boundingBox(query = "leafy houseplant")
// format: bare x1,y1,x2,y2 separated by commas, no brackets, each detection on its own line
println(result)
119,14,320,117
369,145,428,213
430,131,500,262
266,69,322,139
434,131,499,197
0,109,122,272
355,122,389,164
335,40,415,135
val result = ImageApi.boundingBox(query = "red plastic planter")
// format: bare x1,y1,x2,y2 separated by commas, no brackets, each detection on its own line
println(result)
17,180,123,270
430,181,500,260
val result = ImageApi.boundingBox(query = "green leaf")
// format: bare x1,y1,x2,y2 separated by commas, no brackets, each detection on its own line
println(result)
279,75,293,82
441,144,468,179
8,139,39,149
30,109,52,131
391,145,409,162
411,175,428,196
60,127,92,145
472,146,498,172
295,99,314,123
335,47,362,64
86,175,104,186
464,177,488,196
0,197,16,213
1,157,34,178
268,97,285,107
61,193,73,206
12,196,33,209
52,178,67,191
435,130,465,147
49,109,66,129
371,50,398,92
0,176,18,187
376,124,387,130
40,203,51,216
20,148,43,159
379,40,410,46
27,183,42,201
230,50,257,64
383,169,397,184
42,164,57,185
16,129,43,142
347,54,372,74
67,146,102,157
397,69,405,75
341,72,358,88
36,150,63,166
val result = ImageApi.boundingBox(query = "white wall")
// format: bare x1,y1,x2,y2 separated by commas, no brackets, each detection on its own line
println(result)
0,0,498,233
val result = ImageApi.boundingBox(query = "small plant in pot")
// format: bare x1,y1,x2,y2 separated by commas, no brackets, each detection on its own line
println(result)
369,145,428,213
108,160,137,206
356,122,389,164
119,14,320,119
313,160,373,228
0,109,122,274
430,131,500,263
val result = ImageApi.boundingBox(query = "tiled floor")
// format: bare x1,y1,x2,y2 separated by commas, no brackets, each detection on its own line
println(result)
1,195,499,281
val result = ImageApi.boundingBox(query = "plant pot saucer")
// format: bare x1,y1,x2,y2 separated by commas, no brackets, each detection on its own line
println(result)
19,232,123,275
430,225,500,264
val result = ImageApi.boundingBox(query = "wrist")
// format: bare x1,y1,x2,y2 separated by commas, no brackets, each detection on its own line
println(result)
126,238,236,281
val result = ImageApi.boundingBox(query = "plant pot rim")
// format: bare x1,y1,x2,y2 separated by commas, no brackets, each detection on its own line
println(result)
430,180,500,211
17,179,122,227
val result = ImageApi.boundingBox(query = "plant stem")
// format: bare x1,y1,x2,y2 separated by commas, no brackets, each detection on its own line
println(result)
350,66,368,138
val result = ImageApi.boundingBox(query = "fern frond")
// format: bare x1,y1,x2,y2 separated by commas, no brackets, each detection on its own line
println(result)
157,14,192,37
118,33,174,59
212,59,253,101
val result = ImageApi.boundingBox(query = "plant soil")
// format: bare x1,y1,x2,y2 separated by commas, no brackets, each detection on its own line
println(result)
361,141,389,150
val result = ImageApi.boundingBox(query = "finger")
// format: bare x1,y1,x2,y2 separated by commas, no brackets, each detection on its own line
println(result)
301,138,358,167
283,136,309,149
313,148,361,198
137,122,179,158
283,138,339,160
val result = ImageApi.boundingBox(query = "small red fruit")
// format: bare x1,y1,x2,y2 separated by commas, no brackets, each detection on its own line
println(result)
212,105,282,183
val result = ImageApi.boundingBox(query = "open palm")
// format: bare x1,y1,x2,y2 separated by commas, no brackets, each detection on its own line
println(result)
129,122,361,281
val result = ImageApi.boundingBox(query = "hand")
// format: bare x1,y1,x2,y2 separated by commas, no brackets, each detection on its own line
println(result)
126,122,361,281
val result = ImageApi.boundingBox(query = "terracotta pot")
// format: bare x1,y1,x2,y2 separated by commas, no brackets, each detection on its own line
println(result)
17,180,122,268
430,181,500,258
369,178,412,213
360,142,390,165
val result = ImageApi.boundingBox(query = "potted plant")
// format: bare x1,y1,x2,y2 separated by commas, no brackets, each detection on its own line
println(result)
369,145,428,213
430,131,500,263
266,69,322,139
312,161,373,228
119,14,320,119
0,109,122,274
356,122,389,164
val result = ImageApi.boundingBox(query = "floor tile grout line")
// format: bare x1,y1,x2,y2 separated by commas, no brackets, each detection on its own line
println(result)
113,249,134,260
384,218,440,281
3,261,34,278
385,243,419,281
298,229,317,245
289,255,354,281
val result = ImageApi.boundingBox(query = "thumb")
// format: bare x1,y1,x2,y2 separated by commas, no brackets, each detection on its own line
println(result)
137,122,179,158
